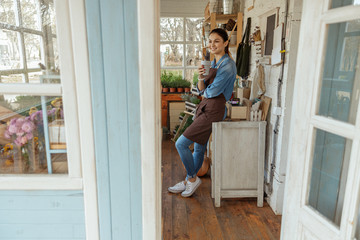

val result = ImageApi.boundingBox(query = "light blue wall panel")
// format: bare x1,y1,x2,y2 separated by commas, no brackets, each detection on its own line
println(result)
0,190,85,239
85,0,143,239
83,0,112,238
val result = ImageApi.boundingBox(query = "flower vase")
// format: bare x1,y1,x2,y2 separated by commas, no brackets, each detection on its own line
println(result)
27,140,38,172
13,146,26,173
13,142,37,173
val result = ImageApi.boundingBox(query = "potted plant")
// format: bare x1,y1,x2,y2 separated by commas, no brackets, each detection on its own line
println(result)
161,71,171,92
161,79,170,92
169,79,177,93
183,79,191,92
172,75,183,92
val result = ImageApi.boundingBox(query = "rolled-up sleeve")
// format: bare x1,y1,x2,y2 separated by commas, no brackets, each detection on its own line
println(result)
196,80,205,95
204,63,234,99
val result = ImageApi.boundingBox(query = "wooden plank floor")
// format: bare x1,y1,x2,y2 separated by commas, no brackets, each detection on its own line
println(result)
162,136,282,240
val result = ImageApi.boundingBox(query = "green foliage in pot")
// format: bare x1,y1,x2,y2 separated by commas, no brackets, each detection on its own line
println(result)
181,79,191,88
180,93,191,101
190,96,201,105
193,72,199,86
161,71,173,88
172,75,183,88
168,79,178,88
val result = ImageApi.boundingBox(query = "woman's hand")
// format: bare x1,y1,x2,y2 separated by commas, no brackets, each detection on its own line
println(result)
197,63,206,91
198,64,206,79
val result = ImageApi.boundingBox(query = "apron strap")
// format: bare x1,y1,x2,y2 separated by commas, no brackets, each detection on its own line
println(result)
216,58,226,69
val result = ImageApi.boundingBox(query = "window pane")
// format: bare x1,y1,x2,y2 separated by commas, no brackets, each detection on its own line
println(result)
185,69,198,84
20,0,41,30
160,18,183,41
330,0,360,9
0,0,16,26
24,33,43,69
186,18,203,41
28,71,41,83
317,20,360,124
51,153,67,174
0,73,24,83
0,30,22,70
356,199,360,239
160,44,183,67
0,95,68,174
43,1,57,35
307,129,351,226
161,69,183,77
186,44,202,66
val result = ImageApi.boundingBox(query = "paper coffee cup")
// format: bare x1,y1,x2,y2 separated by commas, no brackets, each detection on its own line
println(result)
201,60,211,76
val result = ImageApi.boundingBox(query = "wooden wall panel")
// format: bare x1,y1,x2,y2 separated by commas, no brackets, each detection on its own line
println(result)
0,190,85,239
85,0,143,239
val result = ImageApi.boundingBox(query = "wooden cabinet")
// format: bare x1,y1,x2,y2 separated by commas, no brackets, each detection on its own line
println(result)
211,121,266,207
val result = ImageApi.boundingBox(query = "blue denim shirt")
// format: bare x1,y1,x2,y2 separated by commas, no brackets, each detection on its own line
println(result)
198,54,236,101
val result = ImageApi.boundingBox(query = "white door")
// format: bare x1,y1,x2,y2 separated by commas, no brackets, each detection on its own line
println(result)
281,0,360,239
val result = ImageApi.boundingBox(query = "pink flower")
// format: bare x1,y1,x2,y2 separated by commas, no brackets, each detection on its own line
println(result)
30,112,37,121
4,130,10,139
10,118,17,125
8,124,18,134
16,118,24,126
16,130,24,137
26,132,33,140
21,121,35,133
20,136,28,145
30,111,43,125
14,138,21,147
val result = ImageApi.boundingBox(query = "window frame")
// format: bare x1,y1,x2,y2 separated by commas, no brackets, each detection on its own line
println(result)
0,0,84,189
160,16,203,79
0,0,57,83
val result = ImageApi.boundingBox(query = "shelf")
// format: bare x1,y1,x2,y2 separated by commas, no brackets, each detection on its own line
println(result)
203,12,243,61
50,143,67,150
204,13,238,23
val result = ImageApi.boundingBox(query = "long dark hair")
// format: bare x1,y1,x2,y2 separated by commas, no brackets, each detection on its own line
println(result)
209,28,229,55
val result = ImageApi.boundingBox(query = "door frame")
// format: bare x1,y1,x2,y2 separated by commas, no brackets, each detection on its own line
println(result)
60,0,100,238
138,0,162,239
281,1,360,239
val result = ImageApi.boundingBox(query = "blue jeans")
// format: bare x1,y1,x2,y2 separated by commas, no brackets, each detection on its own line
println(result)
175,135,207,179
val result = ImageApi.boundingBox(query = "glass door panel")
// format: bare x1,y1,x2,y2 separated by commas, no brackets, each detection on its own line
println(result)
307,129,352,226
317,20,360,124
356,200,360,239
330,0,360,9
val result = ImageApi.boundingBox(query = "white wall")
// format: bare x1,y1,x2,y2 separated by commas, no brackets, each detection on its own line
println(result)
242,0,302,214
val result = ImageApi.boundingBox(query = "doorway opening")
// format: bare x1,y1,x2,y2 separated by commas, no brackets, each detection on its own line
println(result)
157,0,297,238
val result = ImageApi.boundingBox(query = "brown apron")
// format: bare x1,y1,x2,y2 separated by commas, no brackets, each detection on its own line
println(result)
183,65,226,145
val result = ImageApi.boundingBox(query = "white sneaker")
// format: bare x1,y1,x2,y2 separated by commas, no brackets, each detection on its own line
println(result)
181,177,201,197
168,181,186,193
